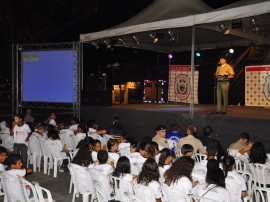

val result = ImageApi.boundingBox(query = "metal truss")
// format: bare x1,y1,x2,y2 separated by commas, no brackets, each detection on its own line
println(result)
12,42,82,119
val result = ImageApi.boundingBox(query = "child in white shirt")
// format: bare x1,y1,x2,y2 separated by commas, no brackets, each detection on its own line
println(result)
107,139,120,167
93,150,114,177
91,139,102,163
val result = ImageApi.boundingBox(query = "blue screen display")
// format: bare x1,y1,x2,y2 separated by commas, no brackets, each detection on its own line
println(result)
22,50,76,102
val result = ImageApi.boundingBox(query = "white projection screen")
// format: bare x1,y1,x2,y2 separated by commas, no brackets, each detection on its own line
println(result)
22,50,76,103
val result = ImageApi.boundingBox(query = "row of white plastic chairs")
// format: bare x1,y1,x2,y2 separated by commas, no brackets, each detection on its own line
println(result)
0,171,54,202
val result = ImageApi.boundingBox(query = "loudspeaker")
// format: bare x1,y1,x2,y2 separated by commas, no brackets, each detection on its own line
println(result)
82,90,112,106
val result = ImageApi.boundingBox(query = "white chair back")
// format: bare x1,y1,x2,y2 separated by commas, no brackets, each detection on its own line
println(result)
31,181,54,202
237,170,253,201
253,187,270,202
195,153,207,163
192,195,220,202
28,135,42,172
133,183,156,202
175,149,182,158
110,176,134,202
225,178,242,202
59,130,75,151
161,186,190,202
249,163,269,188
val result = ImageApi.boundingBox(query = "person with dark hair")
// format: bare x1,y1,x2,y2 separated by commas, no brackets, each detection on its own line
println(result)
72,146,93,167
164,156,195,195
166,123,183,154
229,132,250,151
24,109,34,124
6,154,32,177
127,141,140,164
93,150,114,176
118,134,132,156
193,163,230,202
215,56,235,115
158,148,172,181
150,141,161,162
69,117,79,132
96,117,125,140
87,119,99,134
107,138,120,167
10,114,32,168
112,156,132,180
176,125,206,157
198,125,225,161
47,112,57,127
152,125,170,149
136,158,162,202
181,144,194,157
0,146,8,171
222,155,247,201
91,139,102,163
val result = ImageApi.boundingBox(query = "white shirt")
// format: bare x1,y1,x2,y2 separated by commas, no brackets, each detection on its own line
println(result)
13,124,31,144
92,163,114,177
76,132,86,140
148,181,162,199
92,151,98,162
49,119,56,127
7,169,26,177
69,124,78,131
193,182,231,202
0,163,5,171
119,143,130,156
163,176,192,195
226,171,246,202
108,152,120,167
127,152,141,164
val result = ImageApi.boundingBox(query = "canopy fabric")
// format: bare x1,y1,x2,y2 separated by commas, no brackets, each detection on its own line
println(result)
80,0,270,43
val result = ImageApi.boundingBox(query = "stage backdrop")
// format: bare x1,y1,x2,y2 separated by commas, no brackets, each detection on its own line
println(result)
245,65,270,107
168,65,199,104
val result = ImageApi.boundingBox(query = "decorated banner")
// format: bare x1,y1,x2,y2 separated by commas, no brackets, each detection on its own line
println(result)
168,65,199,104
245,65,270,107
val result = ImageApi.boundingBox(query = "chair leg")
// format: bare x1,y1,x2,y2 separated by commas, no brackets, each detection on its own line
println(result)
53,160,58,178
33,155,37,172
69,176,73,194
44,158,48,174
82,194,89,202
37,155,41,172
72,192,76,202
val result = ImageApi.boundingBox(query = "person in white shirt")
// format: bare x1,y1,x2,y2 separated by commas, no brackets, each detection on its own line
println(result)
127,141,141,164
48,112,57,127
107,139,120,167
32,124,47,140
193,166,230,202
92,150,114,177
136,158,162,202
75,124,87,141
10,114,32,168
69,117,79,132
163,156,195,195
158,148,172,183
0,146,8,195
91,139,102,163
222,155,247,201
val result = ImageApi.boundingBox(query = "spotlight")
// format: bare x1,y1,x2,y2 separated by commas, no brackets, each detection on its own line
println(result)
132,36,140,45
118,38,127,46
149,34,158,43
229,48,234,53
250,17,259,32
91,42,99,49
218,23,230,35
103,40,111,49
196,52,201,57
168,53,173,59
168,30,175,41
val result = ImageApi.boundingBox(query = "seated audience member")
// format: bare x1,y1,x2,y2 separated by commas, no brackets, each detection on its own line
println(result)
96,117,125,140
127,141,140,164
6,154,32,177
198,125,225,161
181,144,194,157
229,132,250,151
46,112,57,128
158,148,172,181
91,139,102,163
135,142,155,163
176,125,206,156
193,163,230,202
152,125,170,150
24,109,34,124
69,117,79,132
222,155,247,201
150,141,160,163
163,156,195,195
136,158,162,202
118,134,132,156
87,119,99,134
112,156,134,181
166,123,183,154
0,146,8,171
31,124,47,140
93,150,114,177
107,139,120,167
72,146,94,167
75,124,87,140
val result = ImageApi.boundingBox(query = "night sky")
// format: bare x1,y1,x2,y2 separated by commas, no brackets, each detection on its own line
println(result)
0,0,240,81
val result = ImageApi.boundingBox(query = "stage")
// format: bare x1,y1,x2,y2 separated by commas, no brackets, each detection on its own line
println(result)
81,103,270,151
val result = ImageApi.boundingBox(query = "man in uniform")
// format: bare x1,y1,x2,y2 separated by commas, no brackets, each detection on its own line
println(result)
152,125,170,150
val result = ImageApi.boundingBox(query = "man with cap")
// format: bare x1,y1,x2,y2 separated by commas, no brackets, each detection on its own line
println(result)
152,125,170,150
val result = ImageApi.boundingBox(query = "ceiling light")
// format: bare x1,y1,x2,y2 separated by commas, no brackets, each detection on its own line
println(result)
103,40,111,49
168,30,175,41
168,53,173,59
91,42,99,49
218,23,230,35
132,36,140,45
118,38,127,46
196,52,201,57
149,34,158,43
250,17,259,32
229,48,234,53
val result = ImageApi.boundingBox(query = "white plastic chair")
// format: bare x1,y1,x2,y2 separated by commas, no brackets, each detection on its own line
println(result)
69,163,96,202
0,171,38,202
110,176,134,202
38,139,52,174
131,164,139,176
125,192,143,202
59,130,75,151
175,149,182,158
46,141,70,178
31,181,55,202
133,183,156,202
161,186,190,202
28,136,42,172
249,163,270,188
253,187,270,202
195,153,207,163
1,133,14,152
192,195,220,202
237,170,253,202
225,178,242,202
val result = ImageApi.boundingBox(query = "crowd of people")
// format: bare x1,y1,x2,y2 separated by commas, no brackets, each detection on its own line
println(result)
0,111,268,201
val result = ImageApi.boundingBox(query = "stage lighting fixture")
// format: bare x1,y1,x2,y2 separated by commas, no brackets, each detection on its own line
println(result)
118,38,127,46
231,19,242,29
168,30,175,41
218,23,230,34
132,36,140,45
91,42,99,49
168,53,173,59
250,17,259,32
196,52,201,57
149,34,159,43
103,40,111,49
229,48,234,53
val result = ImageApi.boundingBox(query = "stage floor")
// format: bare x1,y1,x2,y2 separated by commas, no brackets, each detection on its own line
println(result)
112,103,270,120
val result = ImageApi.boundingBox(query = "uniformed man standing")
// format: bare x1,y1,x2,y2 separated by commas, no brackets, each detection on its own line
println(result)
152,125,170,150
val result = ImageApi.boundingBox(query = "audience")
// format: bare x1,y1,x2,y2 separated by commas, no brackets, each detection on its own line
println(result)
229,132,250,150
152,125,170,149
181,144,194,157
158,148,172,181
107,138,120,167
